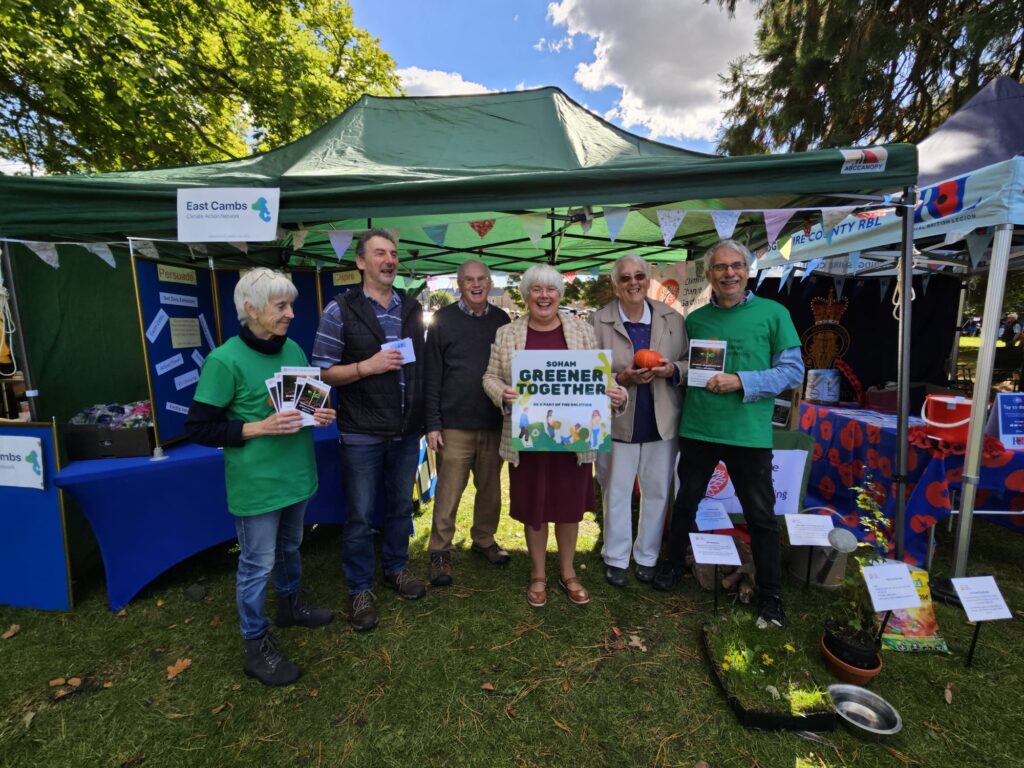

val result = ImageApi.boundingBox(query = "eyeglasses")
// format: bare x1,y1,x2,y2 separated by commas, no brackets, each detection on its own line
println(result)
618,272,647,283
529,285,560,296
709,261,748,274
459,275,490,285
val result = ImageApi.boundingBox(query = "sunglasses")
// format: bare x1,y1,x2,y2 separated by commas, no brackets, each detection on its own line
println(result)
618,272,647,283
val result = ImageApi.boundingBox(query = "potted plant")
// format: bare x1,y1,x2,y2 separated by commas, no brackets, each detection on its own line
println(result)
820,483,892,685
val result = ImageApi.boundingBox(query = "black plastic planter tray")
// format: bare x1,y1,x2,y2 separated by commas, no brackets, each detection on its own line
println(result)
701,628,838,732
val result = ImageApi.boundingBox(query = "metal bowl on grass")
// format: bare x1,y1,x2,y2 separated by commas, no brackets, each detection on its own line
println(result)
828,684,902,740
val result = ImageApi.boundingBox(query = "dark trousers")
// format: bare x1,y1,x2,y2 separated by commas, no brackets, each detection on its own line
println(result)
667,437,782,599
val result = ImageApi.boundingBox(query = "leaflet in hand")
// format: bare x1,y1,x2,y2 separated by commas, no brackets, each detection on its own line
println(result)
264,366,327,427
381,337,416,364
687,339,727,388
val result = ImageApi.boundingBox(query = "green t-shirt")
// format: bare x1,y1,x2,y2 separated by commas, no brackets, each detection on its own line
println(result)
680,296,800,448
194,336,317,517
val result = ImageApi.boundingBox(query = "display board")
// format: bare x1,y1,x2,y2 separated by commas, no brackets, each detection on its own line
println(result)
0,421,71,610
215,269,321,362
132,257,218,445
319,268,363,311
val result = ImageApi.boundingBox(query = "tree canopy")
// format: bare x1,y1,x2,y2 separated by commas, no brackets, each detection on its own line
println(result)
0,0,401,173
715,0,1024,154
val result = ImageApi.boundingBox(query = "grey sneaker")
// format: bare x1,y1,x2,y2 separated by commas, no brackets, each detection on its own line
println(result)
348,591,378,632
384,568,427,600
429,552,453,587
243,632,301,686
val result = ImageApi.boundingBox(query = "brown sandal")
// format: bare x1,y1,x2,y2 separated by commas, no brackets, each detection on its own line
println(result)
527,578,547,608
558,576,590,606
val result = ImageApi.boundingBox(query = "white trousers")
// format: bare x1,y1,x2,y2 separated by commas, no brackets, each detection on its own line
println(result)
595,438,678,569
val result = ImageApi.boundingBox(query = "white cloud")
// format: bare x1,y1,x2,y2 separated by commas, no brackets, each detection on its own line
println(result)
547,0,759,143
533,37,547,51
397,66,491,96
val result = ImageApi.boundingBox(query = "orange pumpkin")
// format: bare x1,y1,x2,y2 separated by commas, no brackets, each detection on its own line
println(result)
633,349,663,369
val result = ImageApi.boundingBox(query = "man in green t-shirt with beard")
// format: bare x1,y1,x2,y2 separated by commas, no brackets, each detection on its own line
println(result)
653,240,804,630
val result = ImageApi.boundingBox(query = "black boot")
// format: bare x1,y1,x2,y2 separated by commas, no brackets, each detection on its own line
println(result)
243,633,302,686
275,591,334,628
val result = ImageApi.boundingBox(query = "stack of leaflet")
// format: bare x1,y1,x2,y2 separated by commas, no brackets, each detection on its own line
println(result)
266,367,331,426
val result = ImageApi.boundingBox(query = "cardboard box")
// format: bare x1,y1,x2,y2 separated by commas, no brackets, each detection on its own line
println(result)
864,383,926,414
63,424,155,460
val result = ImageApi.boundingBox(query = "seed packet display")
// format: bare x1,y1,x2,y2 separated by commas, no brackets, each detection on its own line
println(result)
293,377,331,426
280,366,321,408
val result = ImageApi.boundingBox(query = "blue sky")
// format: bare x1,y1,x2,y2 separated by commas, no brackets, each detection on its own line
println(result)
349,0,761,154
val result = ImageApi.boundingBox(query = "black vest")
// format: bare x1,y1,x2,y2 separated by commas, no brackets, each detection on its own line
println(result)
336,289,425,437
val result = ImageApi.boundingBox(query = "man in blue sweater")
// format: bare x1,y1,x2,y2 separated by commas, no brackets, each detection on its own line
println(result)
424,260,511,586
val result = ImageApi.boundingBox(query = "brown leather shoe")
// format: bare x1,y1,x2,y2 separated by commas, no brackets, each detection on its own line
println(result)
472,542,511,565
527,578,547,608
558,576,590,606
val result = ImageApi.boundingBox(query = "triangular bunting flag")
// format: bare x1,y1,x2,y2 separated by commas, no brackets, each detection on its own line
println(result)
763,209,796,245
780,264,796,293
229,241,248,254
292,229,308,251
328,230,354,260
656,209,686,246
756,268,770,291
879,277,892,301
800,257,824,281
469,219,495,239
602,206,630,242
564,271,577,285
848,251,861,273
385,227,401,243
966,229,993,269
427,276,449,291
27,241,59,269
423,224,448,248
134,240,159,259
834,277,845,298
710,209,741,240
583,266,600,277
518,214,547,249
820,207,856,244
943,229,972,246
921,274,931,295
84,243,115,268
778,236,794,261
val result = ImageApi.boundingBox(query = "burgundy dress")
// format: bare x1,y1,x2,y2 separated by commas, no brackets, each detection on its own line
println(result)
508,325,597,530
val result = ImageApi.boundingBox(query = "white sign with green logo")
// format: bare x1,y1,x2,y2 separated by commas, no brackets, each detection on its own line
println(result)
0,436,44,490
511,349,613,453
176,187,281,242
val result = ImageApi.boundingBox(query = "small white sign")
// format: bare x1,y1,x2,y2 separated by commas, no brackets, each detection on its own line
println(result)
952,576,1012,623
173,369,200,391
0,436,44,490
695,500,732,531
159,292,199,309
165,401,190,415
155,353,185,376
863,562,922,612
381,337,416,364
191,349,205,368
784,513,835,547
689,533,741,567
145,308,169,343
687,339,727,388
198,313,216,351
177,187,280,242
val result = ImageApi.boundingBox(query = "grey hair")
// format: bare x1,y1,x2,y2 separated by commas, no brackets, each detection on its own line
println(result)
520,264,563,298
703,239,752,272
457,258,492,281
234,268,297,325
610,253,649,284
355,227,398,257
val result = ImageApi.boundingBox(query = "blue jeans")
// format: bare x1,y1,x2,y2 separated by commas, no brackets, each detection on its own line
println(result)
234,499,307,640
339,434,420,593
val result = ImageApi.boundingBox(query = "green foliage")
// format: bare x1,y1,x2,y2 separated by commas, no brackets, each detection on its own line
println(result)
580,274,616,309
0,0,401,173
965,271,1024,316
715,0,1024,153
833,481,893,632
427,290,454,310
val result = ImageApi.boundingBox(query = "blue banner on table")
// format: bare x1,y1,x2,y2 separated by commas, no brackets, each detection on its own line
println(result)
215,269,321,362
133,258,218,445
511,349,613,452
0,422,71,610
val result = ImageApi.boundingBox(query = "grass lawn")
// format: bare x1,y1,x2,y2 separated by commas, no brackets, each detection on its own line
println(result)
2,472,1023,768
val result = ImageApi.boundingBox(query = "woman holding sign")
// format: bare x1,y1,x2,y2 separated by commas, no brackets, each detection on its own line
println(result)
186,268,336,686
483,265,627,608
590,255,688,588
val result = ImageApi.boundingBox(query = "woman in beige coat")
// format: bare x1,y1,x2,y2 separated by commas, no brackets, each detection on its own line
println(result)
483,265,626,608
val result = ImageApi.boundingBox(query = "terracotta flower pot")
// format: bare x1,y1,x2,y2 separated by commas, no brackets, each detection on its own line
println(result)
820,636,882,686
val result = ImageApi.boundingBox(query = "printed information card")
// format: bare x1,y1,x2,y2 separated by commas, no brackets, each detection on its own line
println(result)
863,562,922,612
952,576,1012,623
688,533,741,567
687,339,727,388
784,513,835,547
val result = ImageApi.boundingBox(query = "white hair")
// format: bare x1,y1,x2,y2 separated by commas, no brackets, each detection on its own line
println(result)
703,239,752,272
520,264,564,298
611,253,649,284
234,268,298,325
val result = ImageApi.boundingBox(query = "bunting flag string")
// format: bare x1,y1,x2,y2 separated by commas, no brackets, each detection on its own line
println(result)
656,208,686,246
820,207,856,244
710,209,741,240
602,206,630,242
966,229,993,269
84,243,116,268
327,230,354,260
292,229,308,251
763,209,796,245
469,219,495,239
27,242,59,269
834,276,845,298
422,224,448,248
517,214,547,248
134,240,160,260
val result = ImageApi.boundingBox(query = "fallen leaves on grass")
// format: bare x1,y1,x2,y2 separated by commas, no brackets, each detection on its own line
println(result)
211,704,228,715
884,746,914,764
480,682,495,692
116,609,128,618
155,599,165,608
561,678,572,692
210,616,222,627
310,688,319,698
48,678,65,687
68,677,81,687
944,682,958,704
120,755,146,768
2,624,20,640
505,706,517,718
22,711,35,729
552,718,573,733
165,712,192,720
166,658,192,681
628,634,648,652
